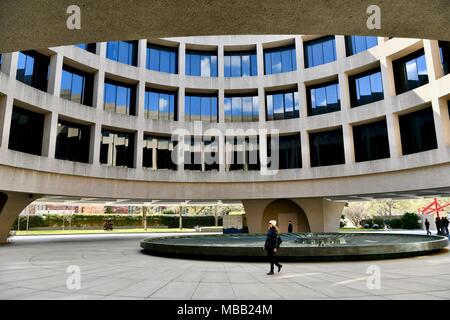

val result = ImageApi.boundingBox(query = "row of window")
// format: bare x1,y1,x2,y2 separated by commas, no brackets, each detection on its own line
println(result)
7,104,446,169
12,45,448,122
74,36,427,77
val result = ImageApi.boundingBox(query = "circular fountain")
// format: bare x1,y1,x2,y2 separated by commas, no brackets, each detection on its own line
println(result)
140,233,449,261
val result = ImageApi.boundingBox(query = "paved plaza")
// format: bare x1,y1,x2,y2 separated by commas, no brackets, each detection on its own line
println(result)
1,232,450,300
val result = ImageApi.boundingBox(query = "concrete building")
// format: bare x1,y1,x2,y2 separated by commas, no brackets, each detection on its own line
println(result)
0,35,449,243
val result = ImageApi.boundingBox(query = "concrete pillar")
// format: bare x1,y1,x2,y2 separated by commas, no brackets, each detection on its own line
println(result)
256,43,266,122
432,97,450,148
93,70,105,110
136,80,146,118
89,122,102,165
300,130,310,168
134,130,143,169
47,53,63,96
137,39,147,69
97,42,107,58
424,40,444,81
178,42,186,77
342,123,355,164
0,95,13,150
380,56,396,97
41,111,58,157
178,87,185,122
335,35,347,61
218,88,225,123
0,52,19,78
386,112,403,158
217,44,224,78
0,192,41,244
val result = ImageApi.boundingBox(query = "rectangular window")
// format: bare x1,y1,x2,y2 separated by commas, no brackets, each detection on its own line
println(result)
103,79,136,115
55,120,91,163
106,41,138,66
60,65,94,106
184,136,203,171
268,134,302,170
439,41,450,75
185,94,218,122
224,51,257,77
226,136,260,171
185,50,218,77
265,90,300,121
349,67,384,107
399,107,438,155
307,81,340,116
8,106,44,156
304,36,336,68
393,49,429,95
100,129,135,167
309,128,345,167
75,43,97,54
345,36,378,56
353,119,390,162
16,51,50,92
224,94,259,122
143,135,177,170
146,44,178,74
144,88,177,121
264,45,296,75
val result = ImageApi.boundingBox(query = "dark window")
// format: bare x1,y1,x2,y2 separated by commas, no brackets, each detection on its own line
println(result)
399,107,438,155
304,36,336,68
349,68,384,107
147,44,178,74
439,41,450,75
268,134,302,170
224,94,259,122
185,50,217,77
185,94,218,122
16,51,50,92
0,54,2,69
306,81,340,116
393,49,428,95
143,135,177,170
106,41,138,66
55,120,90,163
225,51,257,77
145,88,177,121
184,136,203,171
100,129,135,167
204,136,220,171
265,90,300,121
264,45,296,75
353,120,390,162
104,79,136,115
309,128,345,167
75,43,97,54
60,65,94,106
8,106,44,155
345,36,378,56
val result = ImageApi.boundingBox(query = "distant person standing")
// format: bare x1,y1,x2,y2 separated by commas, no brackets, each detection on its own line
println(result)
264,220,282,275
288,220,293,233
435,216,442,235
425,219,431,235
445,217,449,235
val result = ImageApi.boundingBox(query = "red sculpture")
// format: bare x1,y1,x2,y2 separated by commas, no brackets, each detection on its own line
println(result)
419,198,450,218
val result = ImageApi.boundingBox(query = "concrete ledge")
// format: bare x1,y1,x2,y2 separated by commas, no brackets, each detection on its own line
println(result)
140,233,449,261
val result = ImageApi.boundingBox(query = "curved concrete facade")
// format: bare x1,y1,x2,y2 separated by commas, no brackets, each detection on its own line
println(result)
0,35,449,241
1,0,450,53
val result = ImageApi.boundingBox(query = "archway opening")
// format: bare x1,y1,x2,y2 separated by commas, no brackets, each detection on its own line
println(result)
261,199,310,233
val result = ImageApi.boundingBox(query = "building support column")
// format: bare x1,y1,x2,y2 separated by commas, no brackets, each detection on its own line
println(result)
0,192,41,244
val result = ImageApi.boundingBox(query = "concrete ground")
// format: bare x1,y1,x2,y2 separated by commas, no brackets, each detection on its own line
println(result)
1,231,450,300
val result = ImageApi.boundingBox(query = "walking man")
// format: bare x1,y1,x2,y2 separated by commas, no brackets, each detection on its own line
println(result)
264,220,282,275
425,218,431,235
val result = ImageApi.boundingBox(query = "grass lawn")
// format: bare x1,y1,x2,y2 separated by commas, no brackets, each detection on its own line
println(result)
14,228,196,236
